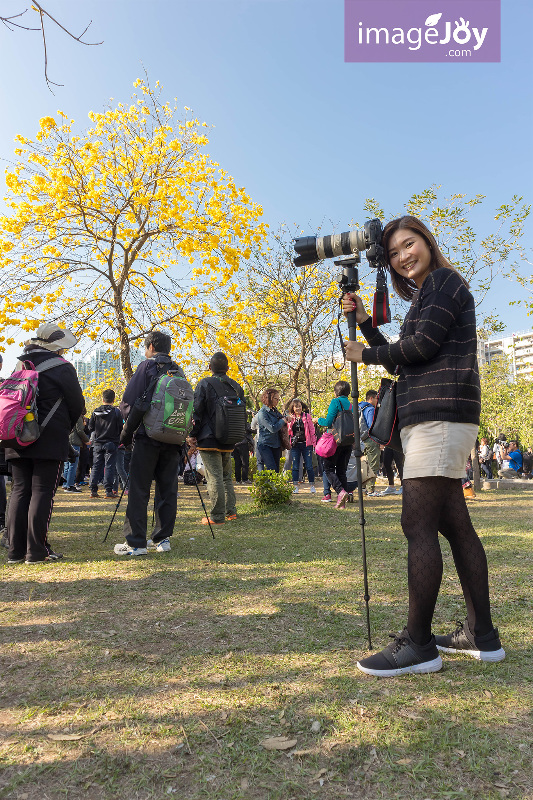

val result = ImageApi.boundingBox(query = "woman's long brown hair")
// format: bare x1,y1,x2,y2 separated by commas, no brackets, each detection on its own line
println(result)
382,215,467,301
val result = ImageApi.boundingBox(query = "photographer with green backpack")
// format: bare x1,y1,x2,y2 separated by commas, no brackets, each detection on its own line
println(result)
114,331,192,556
189,352,246,525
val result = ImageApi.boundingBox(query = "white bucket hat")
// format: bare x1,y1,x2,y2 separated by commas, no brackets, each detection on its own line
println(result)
25,322,77,352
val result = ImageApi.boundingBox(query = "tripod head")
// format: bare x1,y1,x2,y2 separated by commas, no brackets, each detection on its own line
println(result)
335,254,361,297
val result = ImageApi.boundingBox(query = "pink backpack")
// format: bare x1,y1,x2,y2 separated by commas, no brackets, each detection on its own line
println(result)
0,357,66,447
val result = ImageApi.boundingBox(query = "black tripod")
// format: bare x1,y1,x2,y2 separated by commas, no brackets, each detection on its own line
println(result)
336,255,372,650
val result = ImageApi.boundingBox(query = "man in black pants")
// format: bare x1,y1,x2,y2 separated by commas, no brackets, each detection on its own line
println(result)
114,331,186,556
88,390,123,498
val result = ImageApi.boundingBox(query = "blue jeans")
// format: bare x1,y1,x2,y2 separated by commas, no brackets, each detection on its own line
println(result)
480,461,492,479
90,442,118,494
63,446,80,488
257,444,281,472
290,443,315,484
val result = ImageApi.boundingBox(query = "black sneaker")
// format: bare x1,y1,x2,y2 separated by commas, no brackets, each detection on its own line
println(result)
63,485,82,493
357,628,442,677
435,620,505,662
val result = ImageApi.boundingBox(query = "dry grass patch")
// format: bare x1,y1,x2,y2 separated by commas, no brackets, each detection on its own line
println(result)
0,485,532,799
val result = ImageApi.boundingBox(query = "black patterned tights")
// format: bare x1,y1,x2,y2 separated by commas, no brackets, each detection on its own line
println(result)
401,477,494,645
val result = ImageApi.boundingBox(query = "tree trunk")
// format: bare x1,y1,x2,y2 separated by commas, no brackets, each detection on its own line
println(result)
114,289,133,381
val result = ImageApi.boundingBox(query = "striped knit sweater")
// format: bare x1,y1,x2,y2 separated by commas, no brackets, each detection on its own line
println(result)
360,267,481,430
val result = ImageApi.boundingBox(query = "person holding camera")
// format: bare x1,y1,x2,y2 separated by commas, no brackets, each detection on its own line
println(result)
342,215,504,676
285,398,317,494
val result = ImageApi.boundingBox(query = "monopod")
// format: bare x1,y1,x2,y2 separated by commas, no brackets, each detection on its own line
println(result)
335,255,373,650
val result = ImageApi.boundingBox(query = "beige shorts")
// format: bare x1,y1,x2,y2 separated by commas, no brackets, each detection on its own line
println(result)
400,421,479,480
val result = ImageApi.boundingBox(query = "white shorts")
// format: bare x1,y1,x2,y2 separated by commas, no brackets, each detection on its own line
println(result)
400,421,479,480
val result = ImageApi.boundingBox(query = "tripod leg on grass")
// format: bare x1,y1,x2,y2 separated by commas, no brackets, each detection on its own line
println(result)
102,472,130,544
184,450,215,539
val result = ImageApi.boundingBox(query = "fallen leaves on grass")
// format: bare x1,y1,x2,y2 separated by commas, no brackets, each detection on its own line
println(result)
47,733,84,741
260,735,297,750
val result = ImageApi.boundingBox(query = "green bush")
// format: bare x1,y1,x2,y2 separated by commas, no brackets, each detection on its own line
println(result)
249,469,293,507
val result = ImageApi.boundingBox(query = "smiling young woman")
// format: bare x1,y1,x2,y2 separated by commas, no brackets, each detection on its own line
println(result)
342,215,505,677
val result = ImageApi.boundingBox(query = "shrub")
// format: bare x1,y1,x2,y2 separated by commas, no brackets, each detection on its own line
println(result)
250,469,293,507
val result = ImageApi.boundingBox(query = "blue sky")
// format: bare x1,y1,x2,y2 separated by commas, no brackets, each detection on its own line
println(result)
0,0,531,371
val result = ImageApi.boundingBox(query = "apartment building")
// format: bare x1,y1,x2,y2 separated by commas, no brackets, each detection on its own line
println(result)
478,330,533,381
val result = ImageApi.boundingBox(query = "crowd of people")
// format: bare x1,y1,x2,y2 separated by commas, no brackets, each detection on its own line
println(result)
1,213,524,678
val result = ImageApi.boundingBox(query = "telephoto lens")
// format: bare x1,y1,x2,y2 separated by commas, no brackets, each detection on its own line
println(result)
293,229,367,267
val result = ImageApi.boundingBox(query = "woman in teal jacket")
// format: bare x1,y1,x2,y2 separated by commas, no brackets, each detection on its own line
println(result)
314,381,352,509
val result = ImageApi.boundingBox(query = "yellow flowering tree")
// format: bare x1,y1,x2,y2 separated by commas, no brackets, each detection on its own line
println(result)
224,224,373,409
0,79,265,379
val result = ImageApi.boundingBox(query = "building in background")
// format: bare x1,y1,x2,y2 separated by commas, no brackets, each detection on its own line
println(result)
73,347,145,392
478,330,533,381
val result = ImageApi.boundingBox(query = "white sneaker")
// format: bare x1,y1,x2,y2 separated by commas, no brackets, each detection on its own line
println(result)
380,485,398,495
396,486,403,495
114,542,148,556
309,485,316,494
147,539,156,549
293,486,299,494
155,538,171,552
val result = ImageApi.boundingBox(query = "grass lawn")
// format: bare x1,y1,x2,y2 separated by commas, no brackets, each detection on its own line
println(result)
1,482,532,799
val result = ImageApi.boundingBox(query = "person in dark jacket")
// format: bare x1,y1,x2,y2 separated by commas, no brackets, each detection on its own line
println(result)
5,323,84,564
62,408,89,492
88,389,123,498
189,352,244,524
114,331,185,556
342,216,504,676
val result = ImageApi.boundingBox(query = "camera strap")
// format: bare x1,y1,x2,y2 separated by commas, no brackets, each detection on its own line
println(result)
372,264,391,326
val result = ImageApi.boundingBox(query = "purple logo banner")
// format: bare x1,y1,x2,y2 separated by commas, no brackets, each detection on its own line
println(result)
345,0,501,63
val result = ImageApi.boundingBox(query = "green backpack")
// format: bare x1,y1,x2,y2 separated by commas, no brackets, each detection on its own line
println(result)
143,370,194,445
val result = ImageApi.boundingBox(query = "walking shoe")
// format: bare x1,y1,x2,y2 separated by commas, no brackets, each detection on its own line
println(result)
309,485,316,494
396,486,403,495
153,538,171,552
113,542,148,556
90,492,99,499
380,485,398,496
200,518,225,525
226,513,237,521
7,558,25,564
292,485,299,494
46,549,64,561
64,485,82,493
357,628,443,677
25,555,62,564
435,620,505,662
366,490,381,497
105,492,118,499
321,494,332,503
336,489,348,509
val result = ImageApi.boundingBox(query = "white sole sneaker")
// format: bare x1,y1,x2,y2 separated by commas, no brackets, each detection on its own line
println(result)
114,543,148,556
356,655,443,677
155,538,171,552
436,645,506,662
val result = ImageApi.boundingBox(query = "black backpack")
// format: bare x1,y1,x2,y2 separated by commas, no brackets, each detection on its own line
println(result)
208,377,247,447
332,401,355,447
